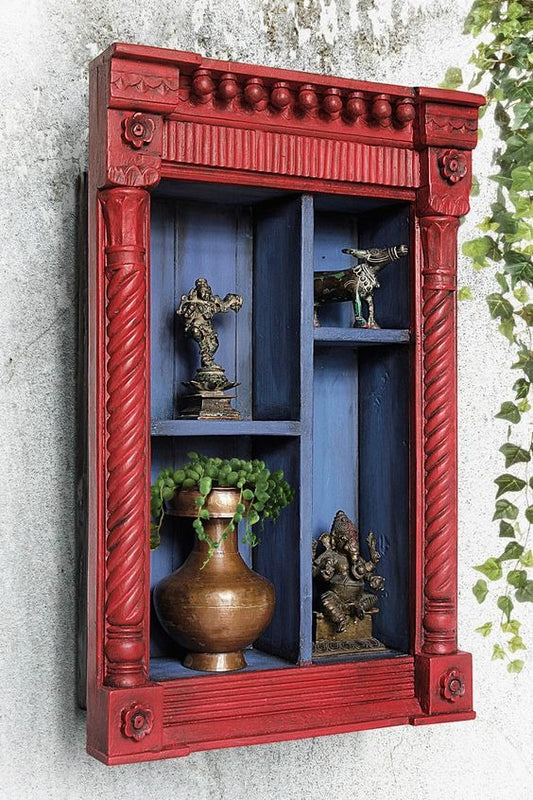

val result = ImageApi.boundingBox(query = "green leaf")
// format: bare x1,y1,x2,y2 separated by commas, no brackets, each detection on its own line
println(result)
492,644,506,660
199,476,212,496
511,164,533,191
473,578,489,603
497,595,514,621
518,304,533,325
242,489,254,501
507,569,528,588
475,621,492,637
513,286,529,304
474,558,503,581
513,378,530,399
494,473,527,497
493,498,519,520
499,541,525,561
499,520,516,538
501,620,521,635
458,286,474,301
507,659,524,673
499,318,515,343
499,442,531,468
515,580,533,602
487,293,514,320
495,402,521,424
519,549,533,566
507,636,527,653
439,66,463,90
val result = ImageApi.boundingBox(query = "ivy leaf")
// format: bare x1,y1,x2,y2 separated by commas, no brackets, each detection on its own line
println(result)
519,549,533,566
493,498,519,520
494,402,521,423
501,620,521,634
513,286,529,304
499,319,515,343
511,164,533,191
507,569,528,588
499,541,525,561
492,644,506,660
439,66,463,89
499,521,516,538
508,635,526,653
475,621,492,637
517,304,533,325
486,293,514,320
494,473,526,497
474,558,503,580
495,272,510,292
513,378,530,399
507,659,524,673
458,286,474,301
499,443,531,468
515,580,533,602
473,578,488,603
497,595,513,621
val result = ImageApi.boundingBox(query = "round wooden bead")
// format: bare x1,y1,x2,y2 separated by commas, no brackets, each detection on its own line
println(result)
244,78,266,107
395,98,416,126
345,91,366,120
218,72,239,101
322,88,343,117
372,94,392,123
298,84,318,111
271,82,292,109
192,69,215,102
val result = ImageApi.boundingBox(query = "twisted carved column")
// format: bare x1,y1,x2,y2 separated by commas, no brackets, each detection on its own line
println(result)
420,215,460,655
100,187,150,687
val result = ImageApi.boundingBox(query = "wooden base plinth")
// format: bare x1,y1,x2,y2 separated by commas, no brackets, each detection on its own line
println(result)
180,393,240,420
312,612,386,656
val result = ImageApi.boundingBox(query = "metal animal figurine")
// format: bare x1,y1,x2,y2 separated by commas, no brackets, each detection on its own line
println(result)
313,244,408,328
312,510,385,634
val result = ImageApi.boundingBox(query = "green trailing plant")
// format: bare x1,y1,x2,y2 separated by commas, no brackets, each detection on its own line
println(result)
150,452,295,564
441,0,533,672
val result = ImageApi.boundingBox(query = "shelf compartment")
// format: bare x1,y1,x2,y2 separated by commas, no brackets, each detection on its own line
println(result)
151,419,302,436
314,328,410,346
150,649,296,681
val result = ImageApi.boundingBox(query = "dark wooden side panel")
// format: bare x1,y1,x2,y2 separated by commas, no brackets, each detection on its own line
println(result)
253,197,303,420
357,203,410,330
358,346,410,652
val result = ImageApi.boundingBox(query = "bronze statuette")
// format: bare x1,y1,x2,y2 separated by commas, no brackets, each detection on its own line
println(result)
314,244,408,328
177,278,243,419
312,510,386,656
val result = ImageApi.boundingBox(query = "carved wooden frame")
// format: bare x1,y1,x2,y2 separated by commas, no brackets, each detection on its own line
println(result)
86,43,484,764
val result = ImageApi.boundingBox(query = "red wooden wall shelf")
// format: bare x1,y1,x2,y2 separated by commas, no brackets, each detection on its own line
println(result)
85,42,484,765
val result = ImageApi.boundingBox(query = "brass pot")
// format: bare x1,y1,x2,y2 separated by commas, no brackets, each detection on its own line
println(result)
153,488,275,672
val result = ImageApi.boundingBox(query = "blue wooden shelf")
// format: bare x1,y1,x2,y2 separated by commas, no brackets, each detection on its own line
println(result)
313,327,410,346
151,419,301,437
150,649,297,681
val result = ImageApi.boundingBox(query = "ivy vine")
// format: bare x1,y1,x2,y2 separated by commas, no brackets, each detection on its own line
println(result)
441,0,533,672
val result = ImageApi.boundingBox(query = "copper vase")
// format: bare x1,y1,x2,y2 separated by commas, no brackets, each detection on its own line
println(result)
153,488,275,672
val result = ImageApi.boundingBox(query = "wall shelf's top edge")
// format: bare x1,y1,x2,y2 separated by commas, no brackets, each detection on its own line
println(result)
97,42,484,108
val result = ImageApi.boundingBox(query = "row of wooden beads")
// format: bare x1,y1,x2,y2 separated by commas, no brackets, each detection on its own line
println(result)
189,69,416,127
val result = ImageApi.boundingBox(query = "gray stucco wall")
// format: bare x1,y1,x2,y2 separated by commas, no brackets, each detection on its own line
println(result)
0,1,531,798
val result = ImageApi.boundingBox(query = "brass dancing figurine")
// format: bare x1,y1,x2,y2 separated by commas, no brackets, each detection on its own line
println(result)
177,278,243,419
312,510,386,655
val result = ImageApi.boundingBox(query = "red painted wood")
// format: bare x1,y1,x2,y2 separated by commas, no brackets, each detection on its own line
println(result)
86,42,484,765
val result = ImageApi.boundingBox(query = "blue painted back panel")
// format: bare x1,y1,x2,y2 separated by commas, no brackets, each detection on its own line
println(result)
253,198,303,420
312,348,358,538
313,212,358,328
358,346,410,652
357,203,410,329
150,199,252,420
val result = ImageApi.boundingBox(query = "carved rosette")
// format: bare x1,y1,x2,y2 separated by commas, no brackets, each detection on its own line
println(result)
439,149,468,184
440,668,466,702
419,214,460,655
122,112,155,149
100,187,150,688
121,702,154,741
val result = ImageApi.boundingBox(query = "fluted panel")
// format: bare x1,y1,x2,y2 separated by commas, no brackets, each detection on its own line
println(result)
164,120,418,188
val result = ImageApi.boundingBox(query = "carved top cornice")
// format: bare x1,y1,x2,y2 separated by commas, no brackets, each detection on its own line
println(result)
92,43,484,152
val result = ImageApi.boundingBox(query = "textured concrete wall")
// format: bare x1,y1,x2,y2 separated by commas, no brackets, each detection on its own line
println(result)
0,1,531,798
